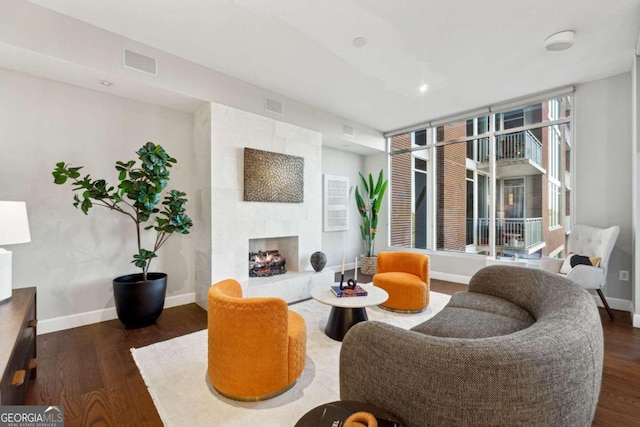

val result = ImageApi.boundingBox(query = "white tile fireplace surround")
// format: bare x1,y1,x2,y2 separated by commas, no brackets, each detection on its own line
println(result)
246,235,333,302
194,101,333,307
247,270,333,302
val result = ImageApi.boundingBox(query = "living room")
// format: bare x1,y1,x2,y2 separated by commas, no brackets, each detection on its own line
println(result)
1,1,639,426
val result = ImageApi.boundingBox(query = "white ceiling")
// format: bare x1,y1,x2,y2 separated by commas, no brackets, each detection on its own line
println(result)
26,0,640,133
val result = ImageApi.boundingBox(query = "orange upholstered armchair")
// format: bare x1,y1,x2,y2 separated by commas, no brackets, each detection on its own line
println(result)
373,251,430,312
207,279,306,401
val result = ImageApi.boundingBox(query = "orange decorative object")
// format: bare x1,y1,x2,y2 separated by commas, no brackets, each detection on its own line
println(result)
344,411,378,427
207,279,306,400
373,251,430,312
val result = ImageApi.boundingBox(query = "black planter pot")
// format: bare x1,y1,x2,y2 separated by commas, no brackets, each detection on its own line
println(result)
113,272,167,328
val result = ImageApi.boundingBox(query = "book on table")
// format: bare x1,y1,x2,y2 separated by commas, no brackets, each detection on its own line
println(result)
316,403,400,427
330,285,368,297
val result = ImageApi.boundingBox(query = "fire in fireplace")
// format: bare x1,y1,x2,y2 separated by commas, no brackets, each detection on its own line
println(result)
249,250,286,277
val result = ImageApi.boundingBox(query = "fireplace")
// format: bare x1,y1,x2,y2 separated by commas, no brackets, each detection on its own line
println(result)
249,250,286,277
248,236,299,278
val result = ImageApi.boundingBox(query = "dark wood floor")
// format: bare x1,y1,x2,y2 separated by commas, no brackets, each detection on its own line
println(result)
26,274,640,426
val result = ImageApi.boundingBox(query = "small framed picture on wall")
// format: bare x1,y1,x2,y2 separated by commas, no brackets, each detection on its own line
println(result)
323,175,349,232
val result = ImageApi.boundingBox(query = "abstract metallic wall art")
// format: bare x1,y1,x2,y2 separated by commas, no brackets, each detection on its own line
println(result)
243,147,304,203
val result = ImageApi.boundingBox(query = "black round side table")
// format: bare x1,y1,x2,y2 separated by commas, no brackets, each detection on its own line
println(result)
295,400,399,427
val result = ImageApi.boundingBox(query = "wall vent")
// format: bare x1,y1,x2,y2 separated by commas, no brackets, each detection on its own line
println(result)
265,97,284,115
343,125,355,137
123,49,158,76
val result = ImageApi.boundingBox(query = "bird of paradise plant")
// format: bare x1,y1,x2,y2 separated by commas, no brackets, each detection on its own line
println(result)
355,170,388,257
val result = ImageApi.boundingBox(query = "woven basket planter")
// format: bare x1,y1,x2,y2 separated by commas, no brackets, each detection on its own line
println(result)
360,255,377,276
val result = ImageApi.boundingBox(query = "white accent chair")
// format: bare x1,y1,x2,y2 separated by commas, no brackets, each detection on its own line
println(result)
540,224,620,319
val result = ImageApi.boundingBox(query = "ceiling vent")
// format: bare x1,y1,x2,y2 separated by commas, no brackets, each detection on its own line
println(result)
123,49,158,76
343,125,355,137
264,97,284,115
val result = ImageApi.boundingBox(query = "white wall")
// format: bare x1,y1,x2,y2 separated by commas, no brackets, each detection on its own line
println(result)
574,72,633,303
194,103,213,306
0,68,196,332
321,147,364,269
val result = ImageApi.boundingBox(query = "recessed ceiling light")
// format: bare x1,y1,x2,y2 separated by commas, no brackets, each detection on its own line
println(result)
419,84,429,93
99,80,113,86
352,37,368,48
544,30,575,51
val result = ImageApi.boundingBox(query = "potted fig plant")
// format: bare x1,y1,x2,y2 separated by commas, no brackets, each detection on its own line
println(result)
52,142,193,328
355,170,388,275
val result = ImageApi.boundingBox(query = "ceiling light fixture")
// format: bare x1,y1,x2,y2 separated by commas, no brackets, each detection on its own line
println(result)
419,84,429,93
99,80,113,86
544,30,575,51
352,37,368,48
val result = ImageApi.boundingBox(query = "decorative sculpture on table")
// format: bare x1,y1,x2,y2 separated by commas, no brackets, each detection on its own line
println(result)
339,254,358,290
310,251,327,272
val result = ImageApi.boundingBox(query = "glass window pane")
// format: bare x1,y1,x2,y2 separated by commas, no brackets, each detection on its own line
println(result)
415,171,427,249
437,121,466,143
496,103,543,129
390,150,413,248
437,116,489,144
387,94,572,259
391,129,429,152
436,141,468,253
389,145,429,249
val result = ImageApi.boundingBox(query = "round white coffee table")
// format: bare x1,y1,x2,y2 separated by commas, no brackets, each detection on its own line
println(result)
310,283,388,341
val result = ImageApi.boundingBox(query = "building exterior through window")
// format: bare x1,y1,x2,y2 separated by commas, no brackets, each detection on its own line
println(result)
388,94,572,260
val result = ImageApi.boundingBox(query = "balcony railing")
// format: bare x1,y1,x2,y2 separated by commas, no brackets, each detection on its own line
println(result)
472,217,543,250
476,131,542,166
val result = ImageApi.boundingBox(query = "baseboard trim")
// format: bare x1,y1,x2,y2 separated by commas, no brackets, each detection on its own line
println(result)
39,292,196,334
592,294,632,313
431,271,471,285
633,313,640,328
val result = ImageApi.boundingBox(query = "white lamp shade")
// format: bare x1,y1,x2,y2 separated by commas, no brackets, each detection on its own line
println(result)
0,201,31,245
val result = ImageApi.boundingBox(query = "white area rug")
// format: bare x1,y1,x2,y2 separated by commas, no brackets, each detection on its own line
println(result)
131,292,451,427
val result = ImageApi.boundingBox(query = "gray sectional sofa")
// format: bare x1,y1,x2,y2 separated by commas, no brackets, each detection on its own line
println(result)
339,265,604,427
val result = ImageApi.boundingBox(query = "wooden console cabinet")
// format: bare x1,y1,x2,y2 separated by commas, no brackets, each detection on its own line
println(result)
0,287,37,405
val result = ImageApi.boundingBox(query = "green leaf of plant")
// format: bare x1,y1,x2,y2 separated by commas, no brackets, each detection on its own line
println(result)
374,170,384,194
368,174,375,199
373,180,388,213
359,172,368,194
355,187,367,217
53,141,192,274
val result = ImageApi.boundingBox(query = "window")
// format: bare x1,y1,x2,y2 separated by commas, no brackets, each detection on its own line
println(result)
388,93,573,258
389,131,429,249
503,178,525,219
549,182,561,228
